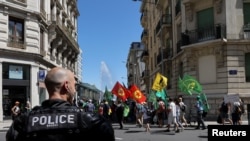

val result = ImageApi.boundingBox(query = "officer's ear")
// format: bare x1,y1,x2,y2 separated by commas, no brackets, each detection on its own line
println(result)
63,80,70,92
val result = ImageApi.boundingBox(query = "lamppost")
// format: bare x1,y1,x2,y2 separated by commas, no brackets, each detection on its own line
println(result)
132,0,165,75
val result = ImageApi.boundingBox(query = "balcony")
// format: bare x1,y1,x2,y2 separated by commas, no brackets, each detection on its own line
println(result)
156,48,171,65
141,69,150,79
184,24,226,45
7,39,26,49
243,23,250,39
155,14,172,37
7,0,27,6
141,29,148,43
39,8,47,22
175,0,181,16
140,12,148,28
53,17,79,51
140,49,149,62
155,0,166,10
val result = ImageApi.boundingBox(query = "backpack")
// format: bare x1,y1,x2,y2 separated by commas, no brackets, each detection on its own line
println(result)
220,102,228,113
180,104,186,112
234,105,242,114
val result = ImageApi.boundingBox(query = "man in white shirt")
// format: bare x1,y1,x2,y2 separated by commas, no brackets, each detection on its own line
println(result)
165,98,179,133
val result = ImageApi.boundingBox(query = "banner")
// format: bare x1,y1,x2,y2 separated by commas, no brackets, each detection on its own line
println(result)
152,72,168,91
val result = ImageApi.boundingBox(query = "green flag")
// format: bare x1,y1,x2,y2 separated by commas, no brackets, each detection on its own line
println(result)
200,93,210,112
103,86,113,101
178,74,202,95
148,90,158,110
156,89,168,106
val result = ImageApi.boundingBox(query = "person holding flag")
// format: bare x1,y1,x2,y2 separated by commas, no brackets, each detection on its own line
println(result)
194,96,207,130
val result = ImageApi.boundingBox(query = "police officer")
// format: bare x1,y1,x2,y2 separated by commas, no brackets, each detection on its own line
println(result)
6,67,115,141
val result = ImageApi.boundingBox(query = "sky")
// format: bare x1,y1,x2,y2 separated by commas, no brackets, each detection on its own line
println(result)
78,0,143,91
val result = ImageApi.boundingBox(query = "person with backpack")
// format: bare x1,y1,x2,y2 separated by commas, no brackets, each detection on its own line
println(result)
194,96,207,130
231,101,242,125
178,97,188,127
6,67,115,141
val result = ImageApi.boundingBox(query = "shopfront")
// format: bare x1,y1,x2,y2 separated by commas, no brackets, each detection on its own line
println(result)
2,63,30,119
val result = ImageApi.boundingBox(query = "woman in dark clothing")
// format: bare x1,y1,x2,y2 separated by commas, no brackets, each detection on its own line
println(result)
116,100,124,129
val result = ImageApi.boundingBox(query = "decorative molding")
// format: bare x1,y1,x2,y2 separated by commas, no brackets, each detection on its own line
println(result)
214,0,222,14
245,45,250,52
4,6,9,15
26,13,31,21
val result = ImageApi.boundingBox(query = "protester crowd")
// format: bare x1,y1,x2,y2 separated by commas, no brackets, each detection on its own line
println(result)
7,67,247,141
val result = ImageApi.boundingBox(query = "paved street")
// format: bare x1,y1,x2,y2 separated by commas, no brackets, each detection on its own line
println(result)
114,123,208,141
0,120,248,141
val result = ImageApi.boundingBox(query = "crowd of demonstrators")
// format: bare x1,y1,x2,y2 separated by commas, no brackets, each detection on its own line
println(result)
217,98,245,125
194,96,207,130
6,67,115,141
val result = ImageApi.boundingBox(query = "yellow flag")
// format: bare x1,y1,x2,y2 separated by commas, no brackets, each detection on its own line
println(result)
152,72,168,91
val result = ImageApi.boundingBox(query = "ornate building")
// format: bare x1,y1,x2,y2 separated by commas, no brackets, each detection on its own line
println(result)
137,0,250,120
0,0,80,121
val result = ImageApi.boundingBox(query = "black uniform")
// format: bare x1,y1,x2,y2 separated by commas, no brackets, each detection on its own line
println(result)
6,99,115,141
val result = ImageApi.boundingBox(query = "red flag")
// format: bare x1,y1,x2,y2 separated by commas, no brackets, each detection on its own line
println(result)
111,81,130,101
129,84,146,103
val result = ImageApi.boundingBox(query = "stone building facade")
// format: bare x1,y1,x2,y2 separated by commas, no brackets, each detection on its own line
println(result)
138,0,250,120
0,0,80,121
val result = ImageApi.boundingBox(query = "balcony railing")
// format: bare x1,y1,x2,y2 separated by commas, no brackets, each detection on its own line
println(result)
243,23,250,39
140,49,149,62
141,29,148,42
175,0,181,16
155,14,172,36
140,12,147,28
141,70,150,79
7,0,27,6
184,24,226,45
7,39,26,49
40,8,47,21
54,17,79,50
156,48,171,64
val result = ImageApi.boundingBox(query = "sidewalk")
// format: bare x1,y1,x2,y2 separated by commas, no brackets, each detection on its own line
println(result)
0,120,13,132
0,120,248,132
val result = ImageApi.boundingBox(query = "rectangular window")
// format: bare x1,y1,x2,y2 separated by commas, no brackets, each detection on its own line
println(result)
8,17,24,43
243,3,250,24
197,8,214,41
40,29,44,52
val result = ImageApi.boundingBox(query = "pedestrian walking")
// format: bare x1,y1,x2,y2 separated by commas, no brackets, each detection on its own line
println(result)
194,96,207,130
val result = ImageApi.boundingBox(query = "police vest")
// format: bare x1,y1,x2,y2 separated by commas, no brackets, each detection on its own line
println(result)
26,108,83,134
